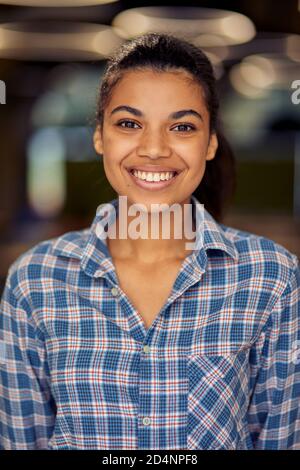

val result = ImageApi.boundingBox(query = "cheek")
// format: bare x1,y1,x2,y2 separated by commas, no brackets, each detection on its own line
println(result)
102,155,122,185
183,146,208,188
102,147,128,190
183,144,207,171
103,137,134,167
176,136,207,157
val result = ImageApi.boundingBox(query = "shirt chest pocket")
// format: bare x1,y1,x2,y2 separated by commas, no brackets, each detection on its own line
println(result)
187,350,250,450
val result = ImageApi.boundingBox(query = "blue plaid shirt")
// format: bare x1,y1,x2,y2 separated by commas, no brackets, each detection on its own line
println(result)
0,195,299,450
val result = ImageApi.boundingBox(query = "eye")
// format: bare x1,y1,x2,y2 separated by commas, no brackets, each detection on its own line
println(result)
172,123,196,132
116,119,140,129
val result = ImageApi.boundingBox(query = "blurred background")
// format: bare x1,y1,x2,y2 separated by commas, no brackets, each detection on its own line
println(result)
0,0,299,295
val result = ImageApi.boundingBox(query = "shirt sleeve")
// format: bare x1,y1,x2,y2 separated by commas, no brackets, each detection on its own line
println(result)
247,256,300,449
0,270,56,449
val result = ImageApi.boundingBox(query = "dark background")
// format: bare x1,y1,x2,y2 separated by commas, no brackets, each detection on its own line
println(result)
0,0,299,295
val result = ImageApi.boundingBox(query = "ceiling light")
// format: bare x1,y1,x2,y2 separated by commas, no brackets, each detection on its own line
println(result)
0,21,123,61
113,7,256,46
0,1,117,6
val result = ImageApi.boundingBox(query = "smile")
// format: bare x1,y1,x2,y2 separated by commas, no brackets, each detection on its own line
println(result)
126,168,181,191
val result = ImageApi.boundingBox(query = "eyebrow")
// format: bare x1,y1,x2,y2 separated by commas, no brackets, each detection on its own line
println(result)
110,105,203,122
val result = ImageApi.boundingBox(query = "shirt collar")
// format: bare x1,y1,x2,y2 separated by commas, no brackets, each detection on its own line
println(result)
52,195,238,278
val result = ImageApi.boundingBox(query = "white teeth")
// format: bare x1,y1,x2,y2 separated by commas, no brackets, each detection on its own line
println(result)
132,170,176,182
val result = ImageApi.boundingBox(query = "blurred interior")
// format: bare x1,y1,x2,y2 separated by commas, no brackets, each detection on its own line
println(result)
0,0,299,296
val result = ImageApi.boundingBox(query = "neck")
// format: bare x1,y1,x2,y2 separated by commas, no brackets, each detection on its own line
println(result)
106,196,197,264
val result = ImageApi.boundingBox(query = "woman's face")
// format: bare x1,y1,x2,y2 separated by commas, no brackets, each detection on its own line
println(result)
93,68,218,210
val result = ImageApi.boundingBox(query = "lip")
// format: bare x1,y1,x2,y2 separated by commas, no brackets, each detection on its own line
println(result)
126,167,182,191
126,165,182,173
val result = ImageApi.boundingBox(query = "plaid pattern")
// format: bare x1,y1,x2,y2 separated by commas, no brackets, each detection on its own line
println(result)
0,195,299,450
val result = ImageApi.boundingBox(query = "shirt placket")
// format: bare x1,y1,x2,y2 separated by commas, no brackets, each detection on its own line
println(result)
104,253,206,449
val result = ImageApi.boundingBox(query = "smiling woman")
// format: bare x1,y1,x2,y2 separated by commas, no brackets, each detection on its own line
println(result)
93,69,220,205
0,32,299,451
94,37,235,222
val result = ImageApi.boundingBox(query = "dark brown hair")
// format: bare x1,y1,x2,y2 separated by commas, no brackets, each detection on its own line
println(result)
95,32,236,222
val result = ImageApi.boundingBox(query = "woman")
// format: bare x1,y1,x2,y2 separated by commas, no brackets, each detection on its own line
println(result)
0,33,299,450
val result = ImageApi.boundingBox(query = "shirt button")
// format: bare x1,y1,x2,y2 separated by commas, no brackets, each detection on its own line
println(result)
111,287,119,297
142,417,151,426
143,345,151,354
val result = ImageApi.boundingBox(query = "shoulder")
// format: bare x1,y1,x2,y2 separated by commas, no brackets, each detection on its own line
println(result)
219,222,299,294
5,228,91,299
221,223,298,264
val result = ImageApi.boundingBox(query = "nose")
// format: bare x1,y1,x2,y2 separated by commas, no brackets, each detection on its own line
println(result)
136,127,172,159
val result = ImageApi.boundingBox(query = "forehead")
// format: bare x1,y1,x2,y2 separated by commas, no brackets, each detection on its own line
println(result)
106,69,207,113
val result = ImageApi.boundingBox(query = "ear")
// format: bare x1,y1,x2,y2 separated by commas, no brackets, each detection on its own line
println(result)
93,125,103,155
206,132,218,161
